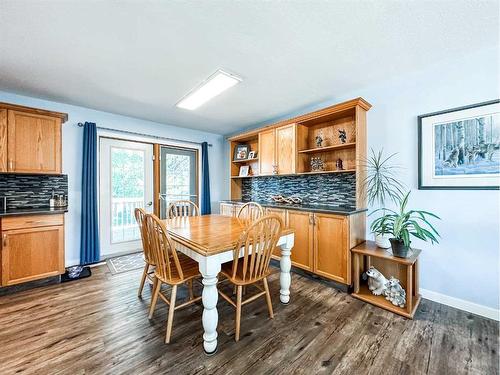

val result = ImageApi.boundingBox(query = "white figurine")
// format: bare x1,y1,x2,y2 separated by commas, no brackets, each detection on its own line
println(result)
365,267,388,296
384,277,406,308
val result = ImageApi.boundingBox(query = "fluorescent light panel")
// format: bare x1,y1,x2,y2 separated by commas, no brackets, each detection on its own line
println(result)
176,70,242,110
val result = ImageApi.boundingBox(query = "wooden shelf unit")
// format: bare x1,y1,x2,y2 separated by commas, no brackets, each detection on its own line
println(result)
227,97,371,207
232,158,259,163
298,142,356,154
351,241,422,319
297,169,356,175
295,107,359,175
229,135,259,198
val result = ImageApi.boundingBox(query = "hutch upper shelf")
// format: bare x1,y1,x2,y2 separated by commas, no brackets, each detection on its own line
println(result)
227,97,371,209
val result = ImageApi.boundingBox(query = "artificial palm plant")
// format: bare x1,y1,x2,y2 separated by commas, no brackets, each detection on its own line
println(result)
370,192,440,257
362,148,405,248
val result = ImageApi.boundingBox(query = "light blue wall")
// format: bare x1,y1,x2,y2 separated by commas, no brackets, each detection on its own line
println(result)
0,90,229,266
244,46,500,310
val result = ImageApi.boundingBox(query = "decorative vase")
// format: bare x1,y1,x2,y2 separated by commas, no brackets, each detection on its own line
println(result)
389,238,411,258
375,233,391,249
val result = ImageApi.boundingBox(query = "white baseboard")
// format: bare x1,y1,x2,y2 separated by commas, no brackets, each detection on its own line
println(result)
421,288,499,321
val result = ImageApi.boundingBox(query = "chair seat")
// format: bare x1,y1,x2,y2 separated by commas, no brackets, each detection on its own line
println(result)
220,259,270,285
155,252,200,285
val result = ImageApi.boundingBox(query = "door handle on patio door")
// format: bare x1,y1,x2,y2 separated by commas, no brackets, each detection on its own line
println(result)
146,201,153,206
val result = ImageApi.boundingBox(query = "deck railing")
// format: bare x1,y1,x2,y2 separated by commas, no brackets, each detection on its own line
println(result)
111,197,143,242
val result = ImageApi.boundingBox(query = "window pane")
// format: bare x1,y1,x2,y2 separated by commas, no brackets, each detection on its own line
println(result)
110,147,145,243
160,147,197,218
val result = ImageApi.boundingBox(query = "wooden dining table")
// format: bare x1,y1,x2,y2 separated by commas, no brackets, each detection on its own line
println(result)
162,214,295,354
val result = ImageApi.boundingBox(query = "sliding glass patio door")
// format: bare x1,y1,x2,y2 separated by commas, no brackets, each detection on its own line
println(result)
99,138,154,257
159,146,198,219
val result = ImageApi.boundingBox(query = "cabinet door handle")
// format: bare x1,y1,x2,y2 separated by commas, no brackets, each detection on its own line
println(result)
8,159,13,170
2,234,7,247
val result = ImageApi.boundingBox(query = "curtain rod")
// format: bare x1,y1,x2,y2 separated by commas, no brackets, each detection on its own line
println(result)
76,122,213,147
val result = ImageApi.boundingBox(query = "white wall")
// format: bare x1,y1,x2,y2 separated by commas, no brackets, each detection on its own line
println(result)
0,90,229,267
247,46,500,313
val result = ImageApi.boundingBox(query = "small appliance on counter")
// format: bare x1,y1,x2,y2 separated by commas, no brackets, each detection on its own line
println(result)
49,190,68,208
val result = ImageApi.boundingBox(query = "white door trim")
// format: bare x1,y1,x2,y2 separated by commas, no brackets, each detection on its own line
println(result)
99,137,154,257
97,128,202,212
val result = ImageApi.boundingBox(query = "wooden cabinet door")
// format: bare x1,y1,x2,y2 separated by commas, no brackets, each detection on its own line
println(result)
258,129,276,175
0,109,7,172
7,110,61,173
275,124,296,175
287,210,313,271
313,213,350,284
265,208,287,258
220,203,235,217
1,225,64,286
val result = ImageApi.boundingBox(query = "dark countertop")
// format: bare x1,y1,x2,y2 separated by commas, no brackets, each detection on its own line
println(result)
220,200,366,216
0,207,68,217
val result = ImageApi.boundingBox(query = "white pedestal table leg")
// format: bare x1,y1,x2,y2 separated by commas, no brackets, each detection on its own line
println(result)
199,256,221,355
279,234,294,304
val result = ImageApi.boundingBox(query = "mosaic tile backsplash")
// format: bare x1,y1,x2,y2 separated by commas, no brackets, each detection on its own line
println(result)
0,174,68,209
241,172,356,207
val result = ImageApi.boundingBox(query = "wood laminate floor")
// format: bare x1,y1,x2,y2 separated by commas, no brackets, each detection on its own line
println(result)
0,265,497,375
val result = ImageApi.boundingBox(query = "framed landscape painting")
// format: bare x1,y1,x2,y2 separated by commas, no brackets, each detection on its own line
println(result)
418,100,500,190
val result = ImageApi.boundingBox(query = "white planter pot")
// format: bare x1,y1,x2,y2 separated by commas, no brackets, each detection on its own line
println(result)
375,233,391,249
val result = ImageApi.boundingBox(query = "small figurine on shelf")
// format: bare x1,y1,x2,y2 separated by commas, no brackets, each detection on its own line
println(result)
366,267,388,296
315,130,324,148
310,157,325,172
384,277,407,308
338,129,347,144
336,158,344,170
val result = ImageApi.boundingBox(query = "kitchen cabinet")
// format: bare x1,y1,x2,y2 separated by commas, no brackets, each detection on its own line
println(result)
7,110,61,173
222,202,365,285
265,207,288,258
258,124,296,176
287,210,313,271
0,102,67,174
275,124,296,175
0,109,7,172
1,214,65,286
258,128,276,175
313,213,349,284
220,203,235,217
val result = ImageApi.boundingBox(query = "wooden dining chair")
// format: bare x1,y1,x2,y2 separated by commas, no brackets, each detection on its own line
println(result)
134,208,155,297
145,213,202,343
218,215,283,342
236,202,264,222
167,200,200,218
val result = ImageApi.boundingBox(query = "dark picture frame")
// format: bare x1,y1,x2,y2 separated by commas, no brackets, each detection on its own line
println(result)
418,99,500,190
233,144,250,160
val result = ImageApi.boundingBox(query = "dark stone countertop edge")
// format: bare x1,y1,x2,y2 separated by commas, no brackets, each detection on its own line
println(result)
0,208,68,217
219,200,367,216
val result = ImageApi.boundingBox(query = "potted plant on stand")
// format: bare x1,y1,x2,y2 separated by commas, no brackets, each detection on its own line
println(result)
362,149,405,248
370,192,440,257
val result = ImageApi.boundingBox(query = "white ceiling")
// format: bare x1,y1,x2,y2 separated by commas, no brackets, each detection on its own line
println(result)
0,1,498,135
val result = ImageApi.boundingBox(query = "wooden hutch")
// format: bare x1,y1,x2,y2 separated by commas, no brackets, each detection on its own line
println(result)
223,98,371,286
228,97,370,209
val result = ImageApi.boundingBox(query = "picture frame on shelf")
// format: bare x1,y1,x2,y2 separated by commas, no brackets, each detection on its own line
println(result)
248,151,257,159
233,144,250,160
418,99,500,190
239,165,250,177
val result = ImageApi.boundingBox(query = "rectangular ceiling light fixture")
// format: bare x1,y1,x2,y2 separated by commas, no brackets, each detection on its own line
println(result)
176,69,242,110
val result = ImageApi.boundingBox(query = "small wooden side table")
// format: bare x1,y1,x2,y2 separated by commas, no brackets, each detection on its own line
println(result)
351,240,421,318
